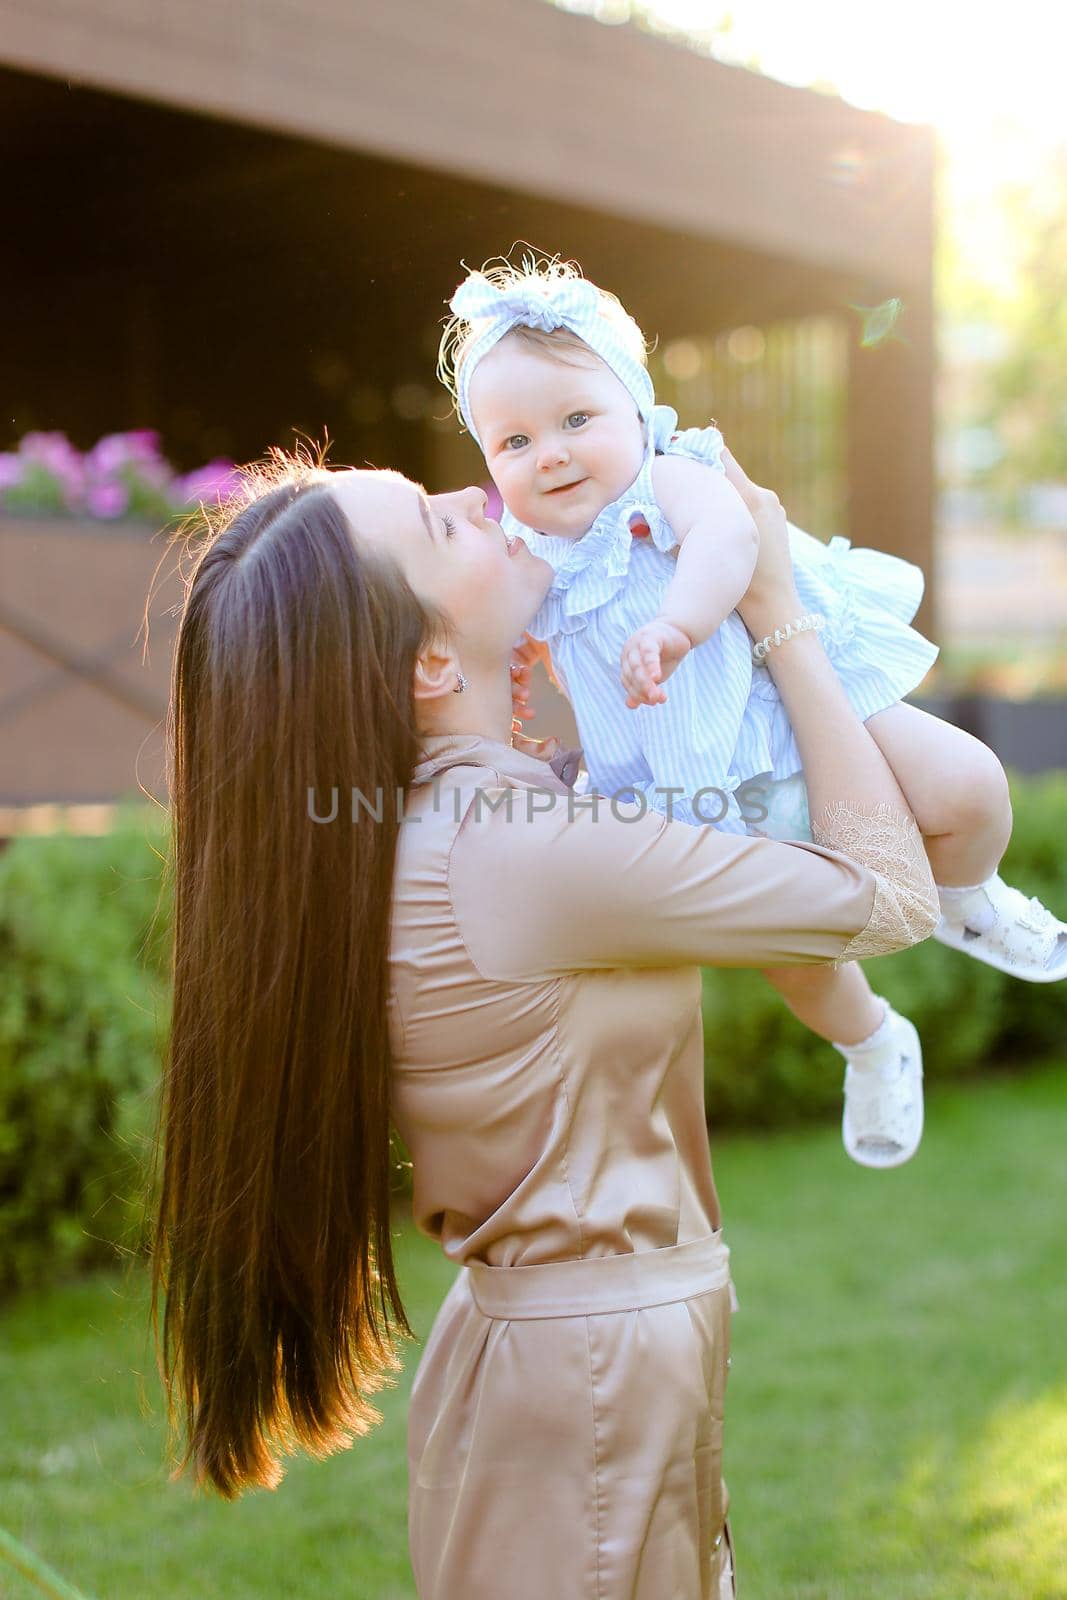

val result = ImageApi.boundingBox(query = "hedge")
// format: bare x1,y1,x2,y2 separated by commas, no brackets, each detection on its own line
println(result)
2,772,1064,1294
0,804,171,1296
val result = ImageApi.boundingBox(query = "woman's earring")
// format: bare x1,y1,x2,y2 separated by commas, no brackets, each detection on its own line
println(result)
453,672,468,694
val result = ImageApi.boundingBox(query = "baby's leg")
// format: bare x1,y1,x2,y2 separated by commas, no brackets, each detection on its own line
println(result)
761,960,883,1045
862,702,1013,887
760,961,923,1167
864,700,1067,979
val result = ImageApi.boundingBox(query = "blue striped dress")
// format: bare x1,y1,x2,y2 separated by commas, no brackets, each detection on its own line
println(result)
500,409,940,838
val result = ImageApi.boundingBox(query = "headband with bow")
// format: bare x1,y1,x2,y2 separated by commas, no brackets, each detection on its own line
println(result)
447,269,656,449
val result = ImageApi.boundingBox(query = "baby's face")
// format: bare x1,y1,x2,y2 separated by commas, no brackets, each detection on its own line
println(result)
468,337,646,538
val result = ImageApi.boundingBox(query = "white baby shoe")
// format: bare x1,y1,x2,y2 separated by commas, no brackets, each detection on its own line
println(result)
834,1000,924,1170
934,873,1067,983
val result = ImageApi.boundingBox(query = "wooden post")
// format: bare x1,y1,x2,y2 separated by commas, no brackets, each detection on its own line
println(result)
845,276,937,643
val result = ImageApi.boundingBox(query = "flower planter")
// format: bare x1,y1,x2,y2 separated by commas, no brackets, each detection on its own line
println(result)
0,514,183,809
2,514,1063,819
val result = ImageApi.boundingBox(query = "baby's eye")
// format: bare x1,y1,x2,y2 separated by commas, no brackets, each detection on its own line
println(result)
442,513,457,539
504,435,529,451
565,412,590,428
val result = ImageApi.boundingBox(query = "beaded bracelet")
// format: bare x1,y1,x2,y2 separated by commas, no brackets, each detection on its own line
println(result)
751,612,826,664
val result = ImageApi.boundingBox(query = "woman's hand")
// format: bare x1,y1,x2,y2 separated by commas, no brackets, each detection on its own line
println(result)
509,635,539,730
510,633,563,761
510,631,561,727
720,447,800,636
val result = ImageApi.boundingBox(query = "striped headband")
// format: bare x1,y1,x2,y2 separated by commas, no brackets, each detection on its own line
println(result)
448,270,656,450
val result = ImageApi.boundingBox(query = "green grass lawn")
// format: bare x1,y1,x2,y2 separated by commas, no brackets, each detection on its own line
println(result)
3,1063,1066,1600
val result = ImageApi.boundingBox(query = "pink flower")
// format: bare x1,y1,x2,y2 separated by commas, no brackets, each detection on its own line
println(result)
86,481,130,518
1,428,240,521
124,429,163,457
86,430,164,478
16,432,86,508
174,461,242,505
21,431,84,486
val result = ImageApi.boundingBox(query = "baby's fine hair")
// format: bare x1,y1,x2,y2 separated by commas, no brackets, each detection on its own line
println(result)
437,248,652,425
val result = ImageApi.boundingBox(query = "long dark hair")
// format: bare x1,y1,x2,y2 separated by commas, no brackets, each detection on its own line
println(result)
149,448,442,1497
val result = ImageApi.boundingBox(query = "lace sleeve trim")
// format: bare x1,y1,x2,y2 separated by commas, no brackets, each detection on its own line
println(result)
808,800,940,963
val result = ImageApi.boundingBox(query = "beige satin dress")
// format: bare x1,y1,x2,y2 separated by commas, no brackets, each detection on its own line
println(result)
388,732,926,1599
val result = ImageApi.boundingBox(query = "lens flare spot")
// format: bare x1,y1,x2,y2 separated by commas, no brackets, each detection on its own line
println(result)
726,326,766,363
848,297,904,347
663,338,704,380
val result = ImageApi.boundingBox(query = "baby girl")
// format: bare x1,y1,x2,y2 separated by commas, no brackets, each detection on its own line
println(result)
436,253,1067,1169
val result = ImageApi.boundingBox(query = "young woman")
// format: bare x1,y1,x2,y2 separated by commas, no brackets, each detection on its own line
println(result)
151,444,937,1598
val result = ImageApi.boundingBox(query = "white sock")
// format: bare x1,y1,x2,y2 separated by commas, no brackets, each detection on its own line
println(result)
936,874,1000,931
832,998,893,1060
936,873,997,906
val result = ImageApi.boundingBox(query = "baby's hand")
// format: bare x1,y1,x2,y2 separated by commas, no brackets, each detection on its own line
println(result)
620,619,693,709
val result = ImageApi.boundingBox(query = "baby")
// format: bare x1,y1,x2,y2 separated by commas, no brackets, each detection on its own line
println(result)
437,253,1067,1169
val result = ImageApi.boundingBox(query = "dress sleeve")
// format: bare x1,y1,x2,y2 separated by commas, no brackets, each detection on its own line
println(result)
809,800,941,965
447,786,938,982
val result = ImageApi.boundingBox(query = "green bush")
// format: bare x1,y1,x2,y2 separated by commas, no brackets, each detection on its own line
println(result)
702,768,1067,1124
0,803,171,1295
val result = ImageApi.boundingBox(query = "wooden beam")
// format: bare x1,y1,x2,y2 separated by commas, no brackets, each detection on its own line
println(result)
0,0,932,281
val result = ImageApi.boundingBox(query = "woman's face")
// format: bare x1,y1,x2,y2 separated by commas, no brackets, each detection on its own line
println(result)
329,469,554,669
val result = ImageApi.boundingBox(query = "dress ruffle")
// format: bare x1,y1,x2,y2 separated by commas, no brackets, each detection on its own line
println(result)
657,418,726,474
738,523,940,782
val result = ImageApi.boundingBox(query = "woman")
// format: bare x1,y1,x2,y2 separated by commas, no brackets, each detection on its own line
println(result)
150,444,938,1598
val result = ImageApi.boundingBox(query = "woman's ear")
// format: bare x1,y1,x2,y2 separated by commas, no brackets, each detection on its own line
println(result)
412,640,459,703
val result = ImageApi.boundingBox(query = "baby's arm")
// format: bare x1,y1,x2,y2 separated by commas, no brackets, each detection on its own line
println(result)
621,455,759,709
653,455,760,645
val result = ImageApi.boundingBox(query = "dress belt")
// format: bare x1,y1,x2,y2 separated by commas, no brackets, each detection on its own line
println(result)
465,1230,732,1320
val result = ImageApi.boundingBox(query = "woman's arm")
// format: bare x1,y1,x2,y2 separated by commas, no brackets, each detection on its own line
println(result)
724,446,938,959
723,449,913,831
738,598,937,962
448,786,915,979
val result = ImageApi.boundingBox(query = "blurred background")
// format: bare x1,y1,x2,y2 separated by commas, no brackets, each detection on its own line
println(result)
1,0,1064,817
1,6,1065,1599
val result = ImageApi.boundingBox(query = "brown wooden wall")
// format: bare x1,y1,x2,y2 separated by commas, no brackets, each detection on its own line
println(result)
0,520,178,807
0,513,586,809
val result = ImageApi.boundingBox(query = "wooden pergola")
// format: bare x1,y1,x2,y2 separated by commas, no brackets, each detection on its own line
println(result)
0,0,935,804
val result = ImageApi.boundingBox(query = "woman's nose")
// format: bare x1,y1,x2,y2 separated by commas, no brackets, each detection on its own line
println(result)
436,485,488,523
459,484,488,518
